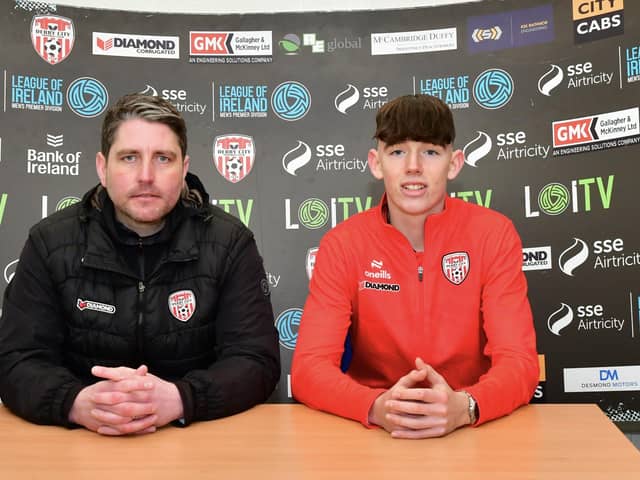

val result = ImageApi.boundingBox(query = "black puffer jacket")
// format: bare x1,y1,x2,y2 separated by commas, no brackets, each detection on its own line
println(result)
0,173,280,426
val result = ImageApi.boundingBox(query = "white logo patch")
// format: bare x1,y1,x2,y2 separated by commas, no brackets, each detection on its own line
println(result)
168,290,196,322
76,298,116,314
442,252,470,285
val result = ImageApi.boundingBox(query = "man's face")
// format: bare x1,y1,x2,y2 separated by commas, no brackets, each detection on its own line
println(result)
367,139,463,224
96,118,189,236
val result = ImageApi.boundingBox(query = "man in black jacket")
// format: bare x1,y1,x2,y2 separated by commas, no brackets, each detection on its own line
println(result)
0,93,280,435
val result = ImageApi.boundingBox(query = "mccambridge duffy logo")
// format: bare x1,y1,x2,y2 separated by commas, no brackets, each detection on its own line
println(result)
275,308,302,349
472,69,513,109
271,81,311,121
66,77,108,118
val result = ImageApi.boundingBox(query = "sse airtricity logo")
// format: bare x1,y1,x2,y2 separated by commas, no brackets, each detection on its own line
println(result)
558,238,589,276
538,64,564,96
275,307,302,349
271,81,311,121
66,77,108,117
473,68,513,109
547,303,573,336
282,140,312,175
463,131,492,167
335,84,360,114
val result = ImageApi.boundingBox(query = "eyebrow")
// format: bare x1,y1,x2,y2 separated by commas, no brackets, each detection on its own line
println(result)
113,148,179,157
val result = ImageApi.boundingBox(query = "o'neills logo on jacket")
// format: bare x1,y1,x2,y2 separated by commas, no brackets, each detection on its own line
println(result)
76,298,116,314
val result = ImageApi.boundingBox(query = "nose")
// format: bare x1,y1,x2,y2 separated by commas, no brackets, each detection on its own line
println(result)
138,157,155,184
405,150,422,173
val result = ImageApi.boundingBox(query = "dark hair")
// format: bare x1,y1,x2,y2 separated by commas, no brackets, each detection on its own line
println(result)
100,93,187,157
373,94,455,147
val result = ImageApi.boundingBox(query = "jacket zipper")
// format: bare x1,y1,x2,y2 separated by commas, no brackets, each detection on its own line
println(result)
137,280,146,363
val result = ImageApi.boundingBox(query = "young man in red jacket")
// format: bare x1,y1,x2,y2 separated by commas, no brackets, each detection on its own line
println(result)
292,94,538,439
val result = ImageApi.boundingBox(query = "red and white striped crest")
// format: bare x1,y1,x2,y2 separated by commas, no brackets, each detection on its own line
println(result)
168,290,196,322
213,134,255,183
31,15,75,65
442,252,470,285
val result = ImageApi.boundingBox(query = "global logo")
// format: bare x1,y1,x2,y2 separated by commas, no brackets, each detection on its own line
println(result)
271,81,311,121
473,68,513,109
275,307,302,349
282,140,312,175
547,303,573,336
558,237,589,276
538,64,563,96
538,183,570,215
66,77,108,118
335,84,359,114
462,131,492,167
55,196,80,211
298,198,329,229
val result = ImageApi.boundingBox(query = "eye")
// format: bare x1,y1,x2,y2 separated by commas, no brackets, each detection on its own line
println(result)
157,155,171,163
424,149,440,156
389,149,405,156
122,154,137,162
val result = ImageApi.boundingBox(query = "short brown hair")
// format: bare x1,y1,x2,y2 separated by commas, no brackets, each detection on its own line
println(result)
100,93,187,158
373,94,455,147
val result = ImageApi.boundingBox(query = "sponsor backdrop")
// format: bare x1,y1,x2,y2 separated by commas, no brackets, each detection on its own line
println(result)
1,0,639,426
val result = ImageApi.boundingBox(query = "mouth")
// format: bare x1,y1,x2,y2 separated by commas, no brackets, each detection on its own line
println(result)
401,183,426,191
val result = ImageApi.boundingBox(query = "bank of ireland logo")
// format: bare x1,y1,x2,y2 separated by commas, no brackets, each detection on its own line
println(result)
275,307,302,349
298,198,329,229
31,15,75,65
538,64,564,96
334,84,360,114
56,196,80,211
306,247,319,280
213,134,255,183
66,77,108,118
558,238,589,276
463,131,492,167
547,303,573,336
271,81,311,121
168,290,196,322
538,183,570,215
442,251,470,285
282,140,312,175
473,68,513,109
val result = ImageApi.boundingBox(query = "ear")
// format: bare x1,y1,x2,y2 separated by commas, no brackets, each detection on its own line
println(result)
96,152,107,187
183,154,190,178
367,148,383,180
447,149,464,181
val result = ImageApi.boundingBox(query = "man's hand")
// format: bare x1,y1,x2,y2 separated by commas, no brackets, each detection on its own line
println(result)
367,358,470,439
69,365,184,436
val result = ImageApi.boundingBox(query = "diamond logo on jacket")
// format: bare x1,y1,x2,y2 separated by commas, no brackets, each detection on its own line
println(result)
442,252,470,285
168,290,196,322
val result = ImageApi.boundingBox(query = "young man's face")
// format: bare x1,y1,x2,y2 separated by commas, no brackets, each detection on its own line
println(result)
368,139,463,224
96,118,189,236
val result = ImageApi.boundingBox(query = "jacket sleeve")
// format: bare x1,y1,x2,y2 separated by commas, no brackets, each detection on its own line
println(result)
291,232,386,426
0,234,84,426
176,230,280,424
466,219,539,425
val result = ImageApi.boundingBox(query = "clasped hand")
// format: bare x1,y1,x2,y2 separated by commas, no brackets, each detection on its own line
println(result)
68,365,183,436
368,358,470,439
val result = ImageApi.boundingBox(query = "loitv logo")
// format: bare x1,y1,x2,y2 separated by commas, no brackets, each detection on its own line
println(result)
211,198,253,227
285,196,372,230
524,175,613,217
450,189,492,208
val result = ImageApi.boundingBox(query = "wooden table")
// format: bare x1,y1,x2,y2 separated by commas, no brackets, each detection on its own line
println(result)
0,404,638,479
